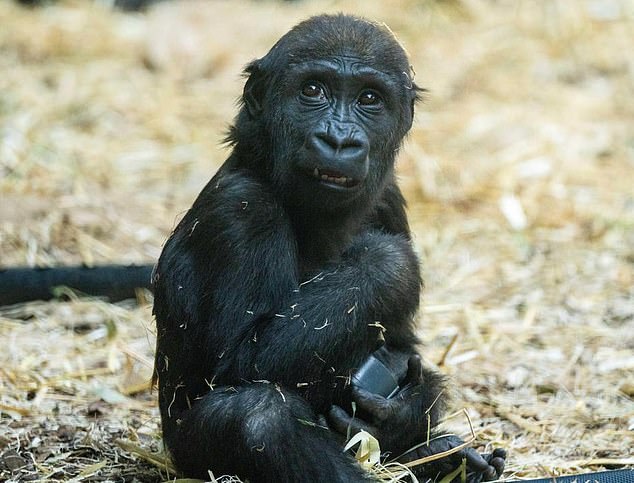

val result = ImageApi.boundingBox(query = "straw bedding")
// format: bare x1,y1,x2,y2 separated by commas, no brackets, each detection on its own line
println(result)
1,1,632,481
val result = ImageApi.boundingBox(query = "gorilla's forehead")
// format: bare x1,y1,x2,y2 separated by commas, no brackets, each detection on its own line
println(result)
287,57,405,88
291,57,388,77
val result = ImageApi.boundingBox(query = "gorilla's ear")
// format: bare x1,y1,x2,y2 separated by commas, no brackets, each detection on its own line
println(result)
407,82,426,131
243,60,266,118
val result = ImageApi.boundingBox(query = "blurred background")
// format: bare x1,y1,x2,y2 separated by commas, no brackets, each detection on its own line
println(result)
0,0,632,481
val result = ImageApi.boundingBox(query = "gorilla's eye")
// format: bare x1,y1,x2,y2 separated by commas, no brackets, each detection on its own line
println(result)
358,90,382,107
301,83,325,99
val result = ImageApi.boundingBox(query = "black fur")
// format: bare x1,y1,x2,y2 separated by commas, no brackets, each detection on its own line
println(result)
153,14,505,482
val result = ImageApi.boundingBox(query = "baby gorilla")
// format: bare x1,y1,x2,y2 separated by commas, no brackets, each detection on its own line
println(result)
152,14,506,482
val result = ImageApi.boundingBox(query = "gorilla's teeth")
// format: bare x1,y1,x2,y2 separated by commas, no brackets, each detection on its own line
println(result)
313,168,352,186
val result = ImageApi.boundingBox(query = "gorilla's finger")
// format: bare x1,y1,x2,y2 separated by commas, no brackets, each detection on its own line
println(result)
327,405,373,437
351,387,393,421
327,405,352,435
462,446,492,473
489,455,506,477
489,448,507,461
404,354,424,385
479,448,506,479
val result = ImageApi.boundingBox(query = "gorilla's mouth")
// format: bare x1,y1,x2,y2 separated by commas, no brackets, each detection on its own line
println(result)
310,168,359,188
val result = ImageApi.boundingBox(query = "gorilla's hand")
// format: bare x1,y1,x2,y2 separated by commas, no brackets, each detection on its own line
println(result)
400,435,506,482
328,354,427,453
328,354,506,482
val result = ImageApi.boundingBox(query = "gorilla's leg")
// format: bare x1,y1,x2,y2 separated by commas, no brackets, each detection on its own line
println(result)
165,383,373,483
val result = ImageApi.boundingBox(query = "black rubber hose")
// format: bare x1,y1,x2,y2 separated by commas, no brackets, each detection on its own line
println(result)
0,264,154,306
512,469,633,483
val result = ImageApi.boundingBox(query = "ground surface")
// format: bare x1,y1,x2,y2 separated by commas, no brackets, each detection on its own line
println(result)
0,0,633,482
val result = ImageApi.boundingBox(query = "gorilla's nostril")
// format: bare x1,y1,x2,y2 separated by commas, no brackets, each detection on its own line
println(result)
312,132,368,162
315,129,364,152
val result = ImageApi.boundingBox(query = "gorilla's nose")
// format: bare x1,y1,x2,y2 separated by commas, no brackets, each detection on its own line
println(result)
310,125,369,165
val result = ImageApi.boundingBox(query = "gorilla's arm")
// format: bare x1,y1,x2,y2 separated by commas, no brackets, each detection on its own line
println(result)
367,180,413,238
153,170,421,389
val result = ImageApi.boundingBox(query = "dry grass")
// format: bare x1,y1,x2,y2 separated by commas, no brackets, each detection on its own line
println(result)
1,0,633,481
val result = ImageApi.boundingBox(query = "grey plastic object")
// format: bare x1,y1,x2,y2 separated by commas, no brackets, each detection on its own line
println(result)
351,353,400,399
